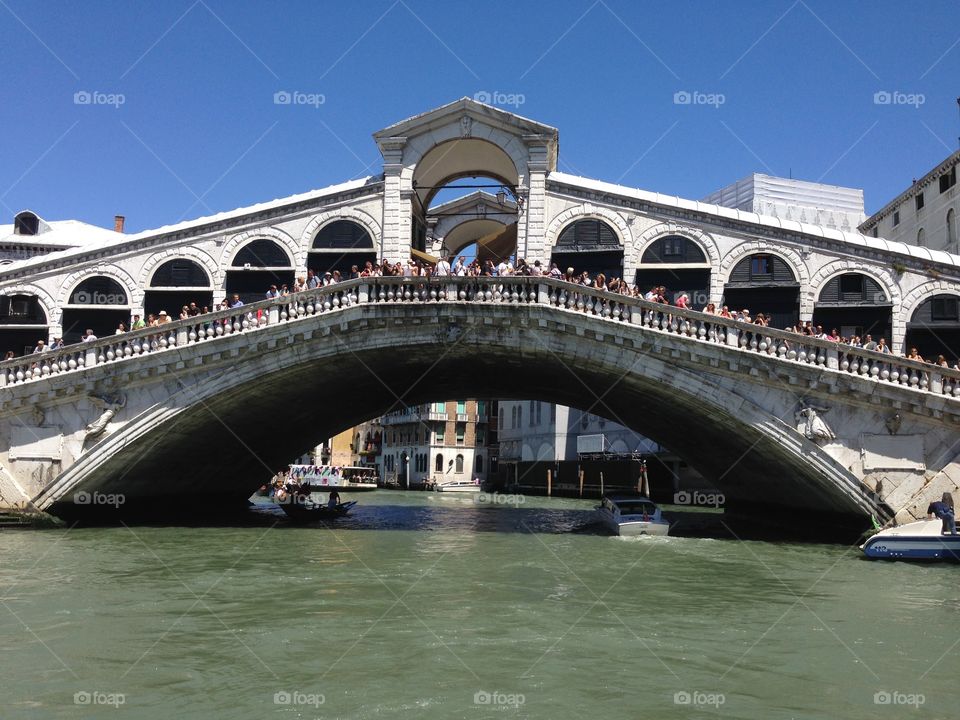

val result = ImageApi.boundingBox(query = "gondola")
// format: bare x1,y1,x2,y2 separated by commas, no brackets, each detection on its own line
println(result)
276,492,357,522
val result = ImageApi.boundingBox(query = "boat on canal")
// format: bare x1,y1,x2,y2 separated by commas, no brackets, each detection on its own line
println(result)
287,465,378,492
860,519,960,561
434,479,482,493
276,492,357,522
597,493,670,537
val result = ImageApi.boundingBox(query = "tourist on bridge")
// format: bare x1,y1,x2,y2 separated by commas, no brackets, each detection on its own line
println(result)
82,329,97,342
927,493,957,535
229,294,244,308
131,314,145,330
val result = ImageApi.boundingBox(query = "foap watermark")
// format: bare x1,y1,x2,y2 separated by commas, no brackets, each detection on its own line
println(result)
273,90,325,108
874,690,925,708
273,690,325,707
474,690,525,709
70,290,127,306
674,490,724,508
474,90,525,109
673,90,725,108
74,691,125,708
873,90,925,108
74,490,125,508
476,492,525,507
74,90,125,108
674,690,725,708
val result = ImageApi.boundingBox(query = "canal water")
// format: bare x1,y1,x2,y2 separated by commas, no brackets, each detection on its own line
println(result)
1,492,956,719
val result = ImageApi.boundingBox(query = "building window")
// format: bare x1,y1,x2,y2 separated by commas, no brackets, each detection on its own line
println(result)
872,227,879,238
456,400,466,414
435,453,444,472
893,210,900,227
499,408,504,429
433,401,445,413
455,454,464,474
456,423,465,445
916,193,925,212
917,228,926,246
556,218,620,250
476,427,485,445
931,297,959,321
435,423,444,443
662,237,685,257
476,455,484,474
536,402,542,425
528,400,535,426
749,255,771,278
940,167,957,193
510,406,517,428
517,406,522,428
839,274,864,296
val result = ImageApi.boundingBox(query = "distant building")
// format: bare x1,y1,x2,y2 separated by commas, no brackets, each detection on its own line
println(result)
378,399,494,487
859,150,959,252
859,150,960,358
703,174,866,232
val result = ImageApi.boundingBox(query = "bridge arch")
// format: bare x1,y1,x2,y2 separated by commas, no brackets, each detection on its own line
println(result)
300,208,381,256
720,242,810,326
809,261,899,343
222,233,298,303
221,228,301,273
138,247,221,292
902,281,960,358
0,283,55,355
629,223,721,308
546,206,631,279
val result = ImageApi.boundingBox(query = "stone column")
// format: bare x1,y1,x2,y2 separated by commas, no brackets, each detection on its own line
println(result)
521,136,550,263
380,137,408,263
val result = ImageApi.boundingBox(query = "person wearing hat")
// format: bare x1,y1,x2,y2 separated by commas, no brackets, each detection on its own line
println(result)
265,285,280,299
157,310,171,324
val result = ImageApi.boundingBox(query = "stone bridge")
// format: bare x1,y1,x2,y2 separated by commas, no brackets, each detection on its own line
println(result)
2,277,960,536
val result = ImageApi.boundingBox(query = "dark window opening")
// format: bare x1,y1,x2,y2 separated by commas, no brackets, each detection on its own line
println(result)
931,297,959,322
940,167,957,194
231,240,291,268
13,212,39,236
312,220,373,250
750,255,771,278
893,210,900,227
556,219,620,251
839,274,864,296
915,193,925,211
68,277,128,306
150,259,210,288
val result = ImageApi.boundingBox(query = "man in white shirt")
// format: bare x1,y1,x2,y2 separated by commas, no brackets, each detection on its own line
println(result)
435,256,452,276
453,256,467,276
82,329,98,342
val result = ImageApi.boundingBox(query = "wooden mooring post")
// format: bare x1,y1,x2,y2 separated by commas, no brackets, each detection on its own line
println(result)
547,469,552,497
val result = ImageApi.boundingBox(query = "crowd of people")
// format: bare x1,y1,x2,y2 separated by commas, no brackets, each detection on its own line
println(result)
2,255,957,369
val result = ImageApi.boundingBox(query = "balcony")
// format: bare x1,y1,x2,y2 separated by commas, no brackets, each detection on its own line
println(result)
455,413,469,422
381,412,421,426
427,411,447,421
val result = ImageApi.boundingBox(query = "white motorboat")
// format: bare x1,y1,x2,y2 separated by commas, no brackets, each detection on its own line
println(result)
597,494,670,537
860,519,960,561
434,479,482,493
286,465,378,492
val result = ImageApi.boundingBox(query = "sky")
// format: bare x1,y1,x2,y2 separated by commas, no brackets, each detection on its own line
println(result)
1,0,959,234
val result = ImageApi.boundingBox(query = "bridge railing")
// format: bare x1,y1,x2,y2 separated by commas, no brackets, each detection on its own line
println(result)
3,275,960,399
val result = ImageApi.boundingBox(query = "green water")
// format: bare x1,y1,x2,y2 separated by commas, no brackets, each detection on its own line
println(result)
1,492,957,719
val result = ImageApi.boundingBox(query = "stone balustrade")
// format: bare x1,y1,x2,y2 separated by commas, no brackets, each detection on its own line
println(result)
3,276,960,399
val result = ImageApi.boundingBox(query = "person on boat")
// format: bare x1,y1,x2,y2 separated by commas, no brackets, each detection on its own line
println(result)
328,489,341,510
927,492,957,535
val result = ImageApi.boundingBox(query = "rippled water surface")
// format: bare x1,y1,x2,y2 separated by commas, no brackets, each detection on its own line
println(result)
2,492,957,719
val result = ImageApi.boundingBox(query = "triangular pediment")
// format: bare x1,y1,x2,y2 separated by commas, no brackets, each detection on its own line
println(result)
373,97,558,145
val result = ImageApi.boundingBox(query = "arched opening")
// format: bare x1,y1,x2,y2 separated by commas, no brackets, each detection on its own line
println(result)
917,228,926,247
411,139,521,258
61,276,131,343
455,454,464,474
0,294,48,356
307,220,376,278
906,294,960,362
551,219,624,281
812,273,892,342
723,254,800,328
225,239,295,304
635,235,711,309
947,209,956,253
13,211,41,236
435,453,444,473
144,259,214,318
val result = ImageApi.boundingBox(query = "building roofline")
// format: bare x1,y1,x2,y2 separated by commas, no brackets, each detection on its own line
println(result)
859,149,960,230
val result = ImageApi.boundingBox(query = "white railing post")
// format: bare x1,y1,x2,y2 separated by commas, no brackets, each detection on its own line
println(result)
268,305,280,324
85,345,97,367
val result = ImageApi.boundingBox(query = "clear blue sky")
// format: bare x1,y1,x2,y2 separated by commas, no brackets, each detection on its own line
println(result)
2,0,958,234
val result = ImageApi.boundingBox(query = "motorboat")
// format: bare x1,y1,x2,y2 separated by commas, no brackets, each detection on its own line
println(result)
860,519,960,561
287,465,378,492
597,493,670,537
434,479,482,493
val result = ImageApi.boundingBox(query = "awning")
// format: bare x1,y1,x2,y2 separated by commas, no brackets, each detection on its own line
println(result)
411,248,439,265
